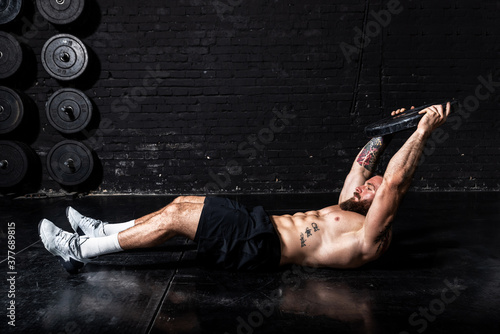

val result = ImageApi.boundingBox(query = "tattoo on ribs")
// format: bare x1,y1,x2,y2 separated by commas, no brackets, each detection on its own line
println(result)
375,222,393,253
299,223,321,247
357,137,384,172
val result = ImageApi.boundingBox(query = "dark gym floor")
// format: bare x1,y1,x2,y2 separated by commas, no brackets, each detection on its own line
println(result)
1,192,499,334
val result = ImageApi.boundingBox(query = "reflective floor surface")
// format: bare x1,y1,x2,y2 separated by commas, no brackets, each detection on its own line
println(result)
1,192,499,333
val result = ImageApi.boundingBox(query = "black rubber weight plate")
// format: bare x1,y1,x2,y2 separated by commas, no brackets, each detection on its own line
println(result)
47,140,94,186
0,32,22,79
364,100,459,137
46,88,92,133
0,86,24,134
0,0,22,25
0,141,29,188
41,34,88,81
36,0,84,25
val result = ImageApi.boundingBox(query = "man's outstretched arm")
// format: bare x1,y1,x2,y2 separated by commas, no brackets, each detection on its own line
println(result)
338,136,390,203
362,103,451,255
339,106,412,204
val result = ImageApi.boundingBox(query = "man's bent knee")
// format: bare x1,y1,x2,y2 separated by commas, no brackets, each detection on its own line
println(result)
161,203,181,218
160,202,201,239
161,202,195,223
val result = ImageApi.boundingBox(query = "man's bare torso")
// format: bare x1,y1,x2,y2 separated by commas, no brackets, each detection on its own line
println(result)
271,205,392,269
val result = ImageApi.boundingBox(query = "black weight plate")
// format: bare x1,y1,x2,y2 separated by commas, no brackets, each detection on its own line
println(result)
41,34,88,81
47,140,94,186
0,0,22,25
0,86,24,134
0,32,22,79
46,88,92,133
0,141,29,188
36,0,84,25
364,100,459,137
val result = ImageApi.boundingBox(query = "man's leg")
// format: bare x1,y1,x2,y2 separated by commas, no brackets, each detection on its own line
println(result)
82,196,205,254
68,196,206,236
118,197,205,249
40,196,206,273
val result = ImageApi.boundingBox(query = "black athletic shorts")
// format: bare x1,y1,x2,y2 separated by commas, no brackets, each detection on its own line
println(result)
194,197,281,271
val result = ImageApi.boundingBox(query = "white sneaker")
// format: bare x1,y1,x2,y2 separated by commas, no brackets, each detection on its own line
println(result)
66,207,106,237
38,219,90,274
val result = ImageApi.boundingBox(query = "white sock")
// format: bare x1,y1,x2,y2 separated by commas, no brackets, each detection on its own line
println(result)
103,220,135,235
79,234,123,259
103,220,135,236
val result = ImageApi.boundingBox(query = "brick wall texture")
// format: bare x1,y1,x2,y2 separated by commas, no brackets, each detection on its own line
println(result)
1,0,499,194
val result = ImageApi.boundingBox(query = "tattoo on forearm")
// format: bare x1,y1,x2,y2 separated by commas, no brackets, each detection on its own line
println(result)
375,222,393,253
299,223,321,247
356,137,385,172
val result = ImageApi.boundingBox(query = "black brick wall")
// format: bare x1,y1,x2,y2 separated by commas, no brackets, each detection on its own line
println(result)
1,0,499,194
